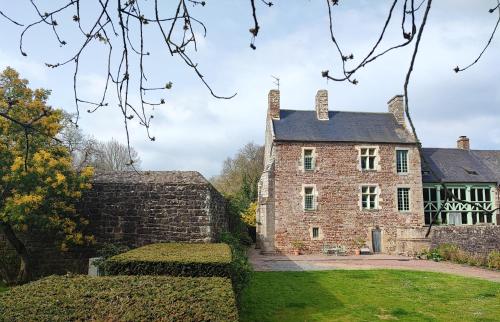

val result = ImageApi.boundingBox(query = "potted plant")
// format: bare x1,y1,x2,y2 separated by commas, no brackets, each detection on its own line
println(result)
291,240,304,256
354,237,366,256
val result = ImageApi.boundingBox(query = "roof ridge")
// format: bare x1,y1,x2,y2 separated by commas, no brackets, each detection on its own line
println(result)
280,109,392,115
471,149,500,152
423,147,500,154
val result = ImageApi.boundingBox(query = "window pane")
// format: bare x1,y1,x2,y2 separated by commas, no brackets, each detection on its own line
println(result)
440,212,447,224
430,188,437,202
478,189,484,202
304,149,314,170
368,157,375,169
362,185,378,209
312,227,319,238
304,156,313,170
397,150,408,173
398,188,410,211
305,195,313,210
424,212,431,225
461,212,468,225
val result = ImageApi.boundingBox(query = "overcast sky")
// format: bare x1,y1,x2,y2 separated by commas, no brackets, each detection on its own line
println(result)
1,1,499,177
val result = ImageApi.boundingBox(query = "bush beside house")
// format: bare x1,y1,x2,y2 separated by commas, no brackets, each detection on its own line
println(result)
423,243,500,270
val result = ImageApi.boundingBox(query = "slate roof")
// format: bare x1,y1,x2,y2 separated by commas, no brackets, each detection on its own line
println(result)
471,150,500,183
422,148,500,184
272,110,416,144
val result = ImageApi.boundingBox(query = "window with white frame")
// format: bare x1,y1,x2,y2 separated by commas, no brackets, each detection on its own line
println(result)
304,187,315,211
470,187,494,224
304,149,314,171
396,150,409,173
312,227,319,239
360,148,377,170
361,186,378,210
423,185,496,225
397,188,410,211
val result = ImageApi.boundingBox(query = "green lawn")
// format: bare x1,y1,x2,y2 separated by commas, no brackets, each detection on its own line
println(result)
0,282,7,293
240,270,500,322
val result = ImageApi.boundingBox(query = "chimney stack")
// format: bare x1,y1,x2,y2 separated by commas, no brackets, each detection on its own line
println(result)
268,89,280,120
457,136,470,150
387,95,405,127
315,89,329,121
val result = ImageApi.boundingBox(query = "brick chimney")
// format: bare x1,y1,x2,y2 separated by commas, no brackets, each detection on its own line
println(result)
387,95,405,126
315,89,329,121
457,136,470,150
268,89,280,120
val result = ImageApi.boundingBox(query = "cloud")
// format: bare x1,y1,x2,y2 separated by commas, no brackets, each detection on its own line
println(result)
0,50,48,82
1,1,499,177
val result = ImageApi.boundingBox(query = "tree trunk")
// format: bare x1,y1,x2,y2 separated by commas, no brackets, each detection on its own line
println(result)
0,222,31,283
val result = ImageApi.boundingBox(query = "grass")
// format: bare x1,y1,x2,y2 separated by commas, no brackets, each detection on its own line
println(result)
240,270,500,322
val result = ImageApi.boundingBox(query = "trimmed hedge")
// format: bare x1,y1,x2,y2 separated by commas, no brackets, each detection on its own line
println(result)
0,275,238,322
105,243,233,276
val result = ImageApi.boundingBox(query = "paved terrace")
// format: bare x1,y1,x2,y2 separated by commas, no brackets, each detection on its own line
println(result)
249,248,500,282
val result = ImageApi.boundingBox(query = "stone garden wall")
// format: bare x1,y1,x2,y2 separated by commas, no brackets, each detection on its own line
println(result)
81,171,228,247
429,225,500,254
396,225,500,256
0,171,228,279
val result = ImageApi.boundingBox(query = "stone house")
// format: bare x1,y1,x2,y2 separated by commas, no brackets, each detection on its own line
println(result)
258,90,424,254
257,89,500,255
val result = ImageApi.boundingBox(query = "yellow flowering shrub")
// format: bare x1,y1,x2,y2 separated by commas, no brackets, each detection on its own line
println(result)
241,202,257,227
0,67,95,259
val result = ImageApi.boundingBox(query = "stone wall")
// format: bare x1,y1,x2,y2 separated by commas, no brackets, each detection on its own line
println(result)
81,171,228,247
430,225,500,254
0,233,91,280
0,171,228,279
269,141,423,254
396,225,500,255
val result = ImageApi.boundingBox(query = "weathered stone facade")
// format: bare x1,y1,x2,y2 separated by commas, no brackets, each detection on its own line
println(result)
271,142,423,254
258,90,423,254
81,171,228,246
258,89,500,255
0,171,228,278
396,225,500,255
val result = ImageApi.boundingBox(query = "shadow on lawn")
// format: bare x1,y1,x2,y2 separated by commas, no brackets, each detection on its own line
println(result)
243,253,345,322
246,270,344,322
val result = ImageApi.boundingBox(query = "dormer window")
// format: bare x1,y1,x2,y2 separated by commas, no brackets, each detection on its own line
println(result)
304,149,314,171
360,148,377,170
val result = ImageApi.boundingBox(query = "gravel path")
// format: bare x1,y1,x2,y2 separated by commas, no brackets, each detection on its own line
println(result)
249,248,500,282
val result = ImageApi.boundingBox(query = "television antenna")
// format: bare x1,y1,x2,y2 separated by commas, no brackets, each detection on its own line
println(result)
271,75,280,90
